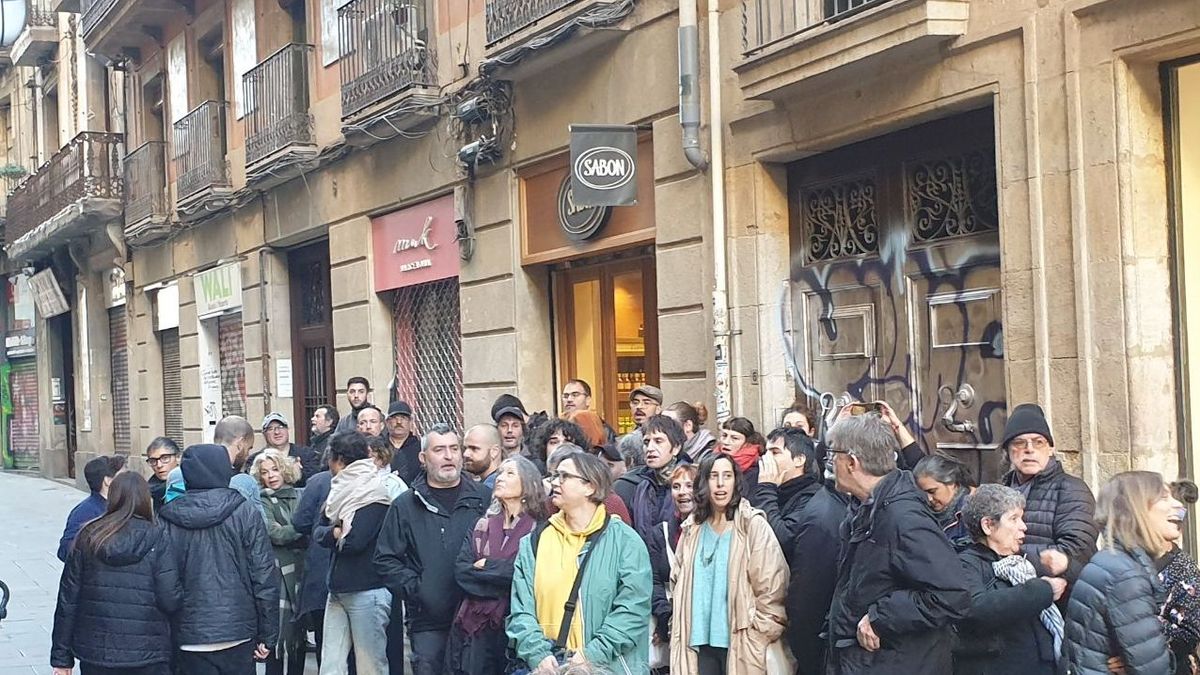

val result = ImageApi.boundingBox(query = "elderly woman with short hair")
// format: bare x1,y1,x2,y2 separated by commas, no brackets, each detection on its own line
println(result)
507,451,651,674
252,449,308,675
953,484,1064,675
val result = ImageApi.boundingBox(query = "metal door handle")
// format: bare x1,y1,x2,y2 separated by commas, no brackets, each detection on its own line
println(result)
939,384,976,434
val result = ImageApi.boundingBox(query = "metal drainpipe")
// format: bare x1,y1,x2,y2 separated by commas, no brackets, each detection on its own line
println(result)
258,242,273,414
706,0,732,423
679,0,708,172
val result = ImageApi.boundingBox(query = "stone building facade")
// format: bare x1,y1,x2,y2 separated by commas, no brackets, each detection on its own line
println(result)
0,0,1195,493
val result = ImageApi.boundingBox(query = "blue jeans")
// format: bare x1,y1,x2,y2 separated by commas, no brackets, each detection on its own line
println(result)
320,589,391,675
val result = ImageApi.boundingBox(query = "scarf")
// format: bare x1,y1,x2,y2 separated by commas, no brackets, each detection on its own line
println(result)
993,554,1064,658
454,512,536,636
324,459,393,546
725,443,762,473
685,429,717,464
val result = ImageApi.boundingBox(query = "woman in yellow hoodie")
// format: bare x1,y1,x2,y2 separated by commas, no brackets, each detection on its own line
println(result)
507,451,652,675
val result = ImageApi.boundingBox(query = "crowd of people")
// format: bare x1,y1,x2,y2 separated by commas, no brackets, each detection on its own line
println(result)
45,376,1200,675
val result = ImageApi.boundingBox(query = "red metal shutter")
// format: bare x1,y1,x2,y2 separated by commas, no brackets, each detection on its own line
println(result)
8,358,39,469
218,312,246,418
160,328,182,445
393,278,462,432
108,305,131,453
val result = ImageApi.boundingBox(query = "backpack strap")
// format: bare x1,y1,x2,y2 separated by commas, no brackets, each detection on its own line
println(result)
554,513,611,651
530,520,550,557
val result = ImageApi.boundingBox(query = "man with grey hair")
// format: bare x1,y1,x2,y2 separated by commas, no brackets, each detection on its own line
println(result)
374,424,491,674
825,413,970,674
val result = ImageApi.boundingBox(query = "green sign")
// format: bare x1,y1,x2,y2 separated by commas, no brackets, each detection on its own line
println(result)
194,263,243,319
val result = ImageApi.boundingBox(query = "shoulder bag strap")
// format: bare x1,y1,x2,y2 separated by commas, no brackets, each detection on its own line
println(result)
662,521,676,569
554,514,611,650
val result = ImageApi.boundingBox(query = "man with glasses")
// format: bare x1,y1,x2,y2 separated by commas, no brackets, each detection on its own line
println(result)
254,412,320,487
561,379,617,442
824,414,969,674
145,437,181,510
1000,403,1098,589
374,424,490,674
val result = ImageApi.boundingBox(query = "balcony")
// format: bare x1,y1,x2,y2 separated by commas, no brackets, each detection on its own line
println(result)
11,0,58,67
736,0,969,100
483,0,633,70
174,100,232,220
123,141,170,244
243,43,316,183
5,131,124,262
80,0,181,60
338,0,440,141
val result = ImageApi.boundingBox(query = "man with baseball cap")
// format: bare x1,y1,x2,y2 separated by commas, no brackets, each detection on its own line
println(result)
386,400,423,484
252,412,320,487
629,384,664,430
490,394,528,459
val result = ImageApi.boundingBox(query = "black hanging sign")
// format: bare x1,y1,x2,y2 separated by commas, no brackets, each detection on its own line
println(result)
569,124,638,208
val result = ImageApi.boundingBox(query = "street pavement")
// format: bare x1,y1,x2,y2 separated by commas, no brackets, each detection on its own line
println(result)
0,471,82,675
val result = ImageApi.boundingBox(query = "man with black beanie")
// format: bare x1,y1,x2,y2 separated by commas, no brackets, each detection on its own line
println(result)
159,444,280,674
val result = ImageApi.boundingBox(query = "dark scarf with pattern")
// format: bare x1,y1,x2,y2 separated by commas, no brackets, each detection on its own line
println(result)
454,511,535,635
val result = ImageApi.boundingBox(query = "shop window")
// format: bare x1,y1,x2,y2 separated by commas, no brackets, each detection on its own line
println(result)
554,256,659,434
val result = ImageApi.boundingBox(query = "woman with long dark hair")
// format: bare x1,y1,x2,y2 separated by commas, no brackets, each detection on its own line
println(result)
670,454,789,675
448,456,549,674
51,472,182,675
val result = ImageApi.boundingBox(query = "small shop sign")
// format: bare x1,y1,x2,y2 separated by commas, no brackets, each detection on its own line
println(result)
569,124,639,208
194,263,243,319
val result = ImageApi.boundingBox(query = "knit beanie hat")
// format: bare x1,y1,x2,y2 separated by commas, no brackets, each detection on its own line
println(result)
1000,403,1054,448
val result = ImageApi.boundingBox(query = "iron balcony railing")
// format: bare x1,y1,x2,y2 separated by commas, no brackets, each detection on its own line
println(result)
26,0,56,27
174,100,230,199
243,43,315,165
742,0,893,53
6,131,123,245
123,141,167,226
80,0,120,36
486,0,589,44
338,0,436,117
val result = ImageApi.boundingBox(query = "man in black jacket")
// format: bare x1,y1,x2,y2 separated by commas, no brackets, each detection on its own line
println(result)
753,427,823,557
145,437,181,511
374,424,490,675
254,412,320,487
629,414,689,543
158,444,280,674
825,414,969,675
1000,403,1098,586
385,400,422,484
309,404,339,469
786,478,849,675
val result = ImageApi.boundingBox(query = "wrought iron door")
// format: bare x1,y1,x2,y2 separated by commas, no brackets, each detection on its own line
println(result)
289,242,336,445
787,108,1009,482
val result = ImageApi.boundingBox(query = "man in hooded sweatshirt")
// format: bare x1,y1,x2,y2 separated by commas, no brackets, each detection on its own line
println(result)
158,444,280,674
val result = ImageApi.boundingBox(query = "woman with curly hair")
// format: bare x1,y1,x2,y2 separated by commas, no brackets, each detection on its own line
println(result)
252,449,308,675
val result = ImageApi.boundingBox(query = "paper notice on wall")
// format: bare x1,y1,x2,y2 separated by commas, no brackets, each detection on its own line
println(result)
276,359,293,399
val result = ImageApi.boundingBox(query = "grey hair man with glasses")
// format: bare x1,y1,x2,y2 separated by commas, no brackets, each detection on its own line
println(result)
999,403,1098,589
374,423,491,675
823,414,969,675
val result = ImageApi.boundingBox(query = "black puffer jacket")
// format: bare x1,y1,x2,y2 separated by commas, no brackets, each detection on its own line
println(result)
51,518,182,668
1002,460,1099,582
751,473,821,559
1065,545,1172,675
953,543,1057,675
158,444,280,648
786,484,849,675
374,476,490,632
827,470,970,674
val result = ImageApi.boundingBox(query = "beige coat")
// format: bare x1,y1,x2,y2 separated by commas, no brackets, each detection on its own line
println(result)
669,500,791,675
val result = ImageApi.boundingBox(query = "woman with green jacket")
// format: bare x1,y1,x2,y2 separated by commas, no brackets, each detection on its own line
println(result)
253,449,308,675
507,451,652,675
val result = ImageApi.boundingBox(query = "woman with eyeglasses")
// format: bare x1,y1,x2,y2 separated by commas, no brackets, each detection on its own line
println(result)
507,451,652,674
1000,404,1099,593
669,454,789,675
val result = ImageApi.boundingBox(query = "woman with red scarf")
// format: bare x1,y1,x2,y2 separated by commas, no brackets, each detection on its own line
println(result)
719,417,767,493
448,456,549,675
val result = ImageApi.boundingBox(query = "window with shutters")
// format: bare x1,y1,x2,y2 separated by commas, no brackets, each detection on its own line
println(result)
218,313,246,418
108,306,131,453
8,359,39,469
160,328,182,445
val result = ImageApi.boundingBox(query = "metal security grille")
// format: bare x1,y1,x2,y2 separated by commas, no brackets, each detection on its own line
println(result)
9,358,39,469
218,313,247,419
161,328,183,446
393,278,462,432
302,345,330,431
108,306,131,453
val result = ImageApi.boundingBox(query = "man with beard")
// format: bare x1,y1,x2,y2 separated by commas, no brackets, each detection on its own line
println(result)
629,385,663,430
374,424,490,674
309,405,338,468
217,416,262,511
490,394,527,459
461,424,502,488
335,377,372,434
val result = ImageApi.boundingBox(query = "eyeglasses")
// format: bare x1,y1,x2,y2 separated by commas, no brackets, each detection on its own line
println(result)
561,392,585,400
551,470,590,484
146,454,177,466
1009,437,1050,451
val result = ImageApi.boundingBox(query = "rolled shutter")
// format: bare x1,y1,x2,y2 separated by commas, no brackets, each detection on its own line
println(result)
160,328,182,445
108,306,130,453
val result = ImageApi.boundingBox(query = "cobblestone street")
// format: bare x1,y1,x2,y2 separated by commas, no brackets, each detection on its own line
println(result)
0,472,83,675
